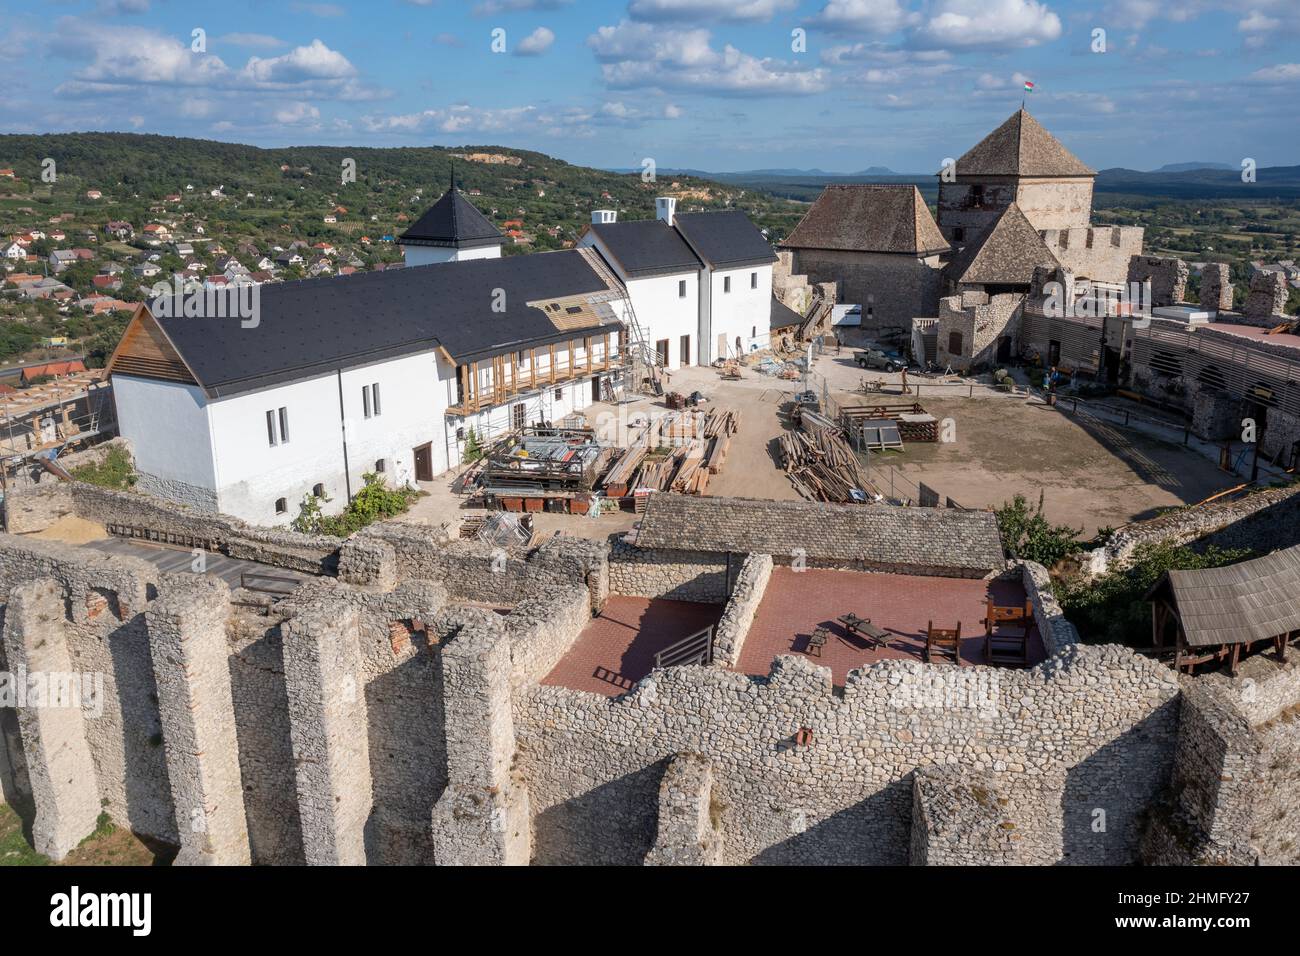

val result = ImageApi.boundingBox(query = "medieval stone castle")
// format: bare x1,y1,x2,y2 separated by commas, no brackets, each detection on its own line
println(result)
1,109,1298,867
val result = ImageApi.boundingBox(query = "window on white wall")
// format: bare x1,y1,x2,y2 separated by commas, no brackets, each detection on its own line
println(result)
312,483,325,499
751,272,757,289
372,382,381,416
266,409,278,446
375,458,386,473
362,385,371,419
723,276,731,293
554,387,563,401
278,407,289,443
275,497,287,514
678,279,686,298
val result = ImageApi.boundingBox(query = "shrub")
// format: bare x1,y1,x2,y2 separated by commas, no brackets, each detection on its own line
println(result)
463,428,484,463
69,445,135,489
292,471,417,537
995,492,1084,567
1060,540,1256,647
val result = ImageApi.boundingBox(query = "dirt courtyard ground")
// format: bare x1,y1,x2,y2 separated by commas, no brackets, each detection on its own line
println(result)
401,352,1240,540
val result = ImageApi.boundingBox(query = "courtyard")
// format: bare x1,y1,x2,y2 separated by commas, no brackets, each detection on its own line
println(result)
402,352,1244,541
541,567,1041,697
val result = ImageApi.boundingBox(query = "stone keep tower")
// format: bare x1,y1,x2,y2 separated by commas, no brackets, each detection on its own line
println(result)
938,109,1095,246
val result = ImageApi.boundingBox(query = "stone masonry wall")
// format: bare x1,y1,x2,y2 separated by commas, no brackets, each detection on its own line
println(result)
790,248,942,342
711,553,772,667
910,765,1065,865
1127,255,1189,308
515,644,1180,865
608,539,737,603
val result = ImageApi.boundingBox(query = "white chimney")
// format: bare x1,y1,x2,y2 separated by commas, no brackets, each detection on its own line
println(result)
656,196,676,226
592,209,617,225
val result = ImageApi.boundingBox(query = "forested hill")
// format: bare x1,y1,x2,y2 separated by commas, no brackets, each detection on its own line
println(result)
0,132,802,247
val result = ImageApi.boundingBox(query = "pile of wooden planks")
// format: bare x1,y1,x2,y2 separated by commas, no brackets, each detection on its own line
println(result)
779,424,874,503
601,443,648,496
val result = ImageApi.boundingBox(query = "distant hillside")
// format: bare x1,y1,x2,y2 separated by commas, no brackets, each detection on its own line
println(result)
0,132,802,250
1095,165,1300,200
1153,162,1235,173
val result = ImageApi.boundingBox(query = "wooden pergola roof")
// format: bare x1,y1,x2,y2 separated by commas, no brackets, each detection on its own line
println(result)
1147,544,1300,648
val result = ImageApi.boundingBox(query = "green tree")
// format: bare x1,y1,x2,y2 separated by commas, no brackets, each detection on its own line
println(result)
995,492,1085,567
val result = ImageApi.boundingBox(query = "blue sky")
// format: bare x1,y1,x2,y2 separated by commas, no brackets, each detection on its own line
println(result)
1,0,1297,173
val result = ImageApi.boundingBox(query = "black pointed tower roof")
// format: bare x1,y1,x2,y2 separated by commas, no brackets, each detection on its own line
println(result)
398,172,505,250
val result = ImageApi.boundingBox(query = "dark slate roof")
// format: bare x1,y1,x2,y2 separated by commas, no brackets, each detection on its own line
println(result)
944,108,1094,179
149,249,622,397
943,203,1060,287
398,187,504,249
1149,545,1300,648
782,185,949,256
633,494,1005,573
588,219,702,279
673,211,777,270
771,296,803,330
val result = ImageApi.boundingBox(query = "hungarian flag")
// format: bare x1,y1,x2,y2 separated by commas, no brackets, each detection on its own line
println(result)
1023,80,1035,92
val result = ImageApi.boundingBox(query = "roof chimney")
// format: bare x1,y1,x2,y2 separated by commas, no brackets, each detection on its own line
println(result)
592,209,617,225
656,196,676,226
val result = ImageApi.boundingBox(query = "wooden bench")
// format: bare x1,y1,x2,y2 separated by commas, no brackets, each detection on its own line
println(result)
806,627,830,657
925,621,962,665
837,614,894,648
983,599,1033,667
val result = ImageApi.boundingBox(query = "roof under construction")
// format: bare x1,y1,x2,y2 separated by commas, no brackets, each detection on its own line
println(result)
1148,545,1300,648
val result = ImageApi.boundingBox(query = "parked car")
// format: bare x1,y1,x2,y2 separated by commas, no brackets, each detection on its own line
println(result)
852,347,906,372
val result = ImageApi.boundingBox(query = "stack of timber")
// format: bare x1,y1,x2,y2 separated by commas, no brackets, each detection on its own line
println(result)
779,423,874,503
602,442,649,497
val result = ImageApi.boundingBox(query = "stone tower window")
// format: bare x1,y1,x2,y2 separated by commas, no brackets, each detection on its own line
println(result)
948,330,964,356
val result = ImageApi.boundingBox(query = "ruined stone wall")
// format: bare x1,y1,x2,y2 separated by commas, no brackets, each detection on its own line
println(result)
789,249,942,341
936,292,1022,371
1143,659,1300,866
0,536,176,853
5,482,339,573
1244,270,1289,322
910,765,1065,865
1128,255,1189,308
608,540,735,603
1200,263,1233,313
514,644,1180,865
1020,560,1078,655
1091,482,1300,571
1041,226,1143,286
711,553,771,667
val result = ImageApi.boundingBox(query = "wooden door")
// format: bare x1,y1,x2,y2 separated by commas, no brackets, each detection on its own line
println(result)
413,443,433,482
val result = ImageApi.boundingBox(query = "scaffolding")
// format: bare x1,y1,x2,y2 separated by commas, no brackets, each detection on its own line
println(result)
0,371,117,488
578,247,662,398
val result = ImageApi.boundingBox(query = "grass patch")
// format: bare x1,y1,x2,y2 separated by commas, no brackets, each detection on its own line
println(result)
0,804,171,867
69,445,136,490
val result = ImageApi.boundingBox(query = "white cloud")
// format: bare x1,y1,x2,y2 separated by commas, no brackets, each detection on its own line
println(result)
588,20,827,96
1239,12,1281,32
515,27,556,56
218,33,288,49
1249,63,1300,82
810,0,919,34
913,0,1062,50
628,0,797,22
472,0,572,15
242,39,357,83
663,103,684,118
273,102,323,125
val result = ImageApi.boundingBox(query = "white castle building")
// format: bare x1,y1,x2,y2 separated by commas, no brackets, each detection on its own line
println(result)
108,180,778,525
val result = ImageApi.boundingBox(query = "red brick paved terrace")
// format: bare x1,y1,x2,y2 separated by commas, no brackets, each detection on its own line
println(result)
736,568,1044,686
542,596,724,697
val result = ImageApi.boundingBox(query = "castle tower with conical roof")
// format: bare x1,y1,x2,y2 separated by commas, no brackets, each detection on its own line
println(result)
937,108,1095,246
398,171,505,267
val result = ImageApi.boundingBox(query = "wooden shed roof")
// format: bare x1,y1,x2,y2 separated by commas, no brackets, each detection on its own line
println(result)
1149,544,1300,647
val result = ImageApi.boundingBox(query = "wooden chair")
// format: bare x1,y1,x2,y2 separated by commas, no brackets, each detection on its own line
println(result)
806,627,829,657
983,599,1033,667
925,621,962,665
